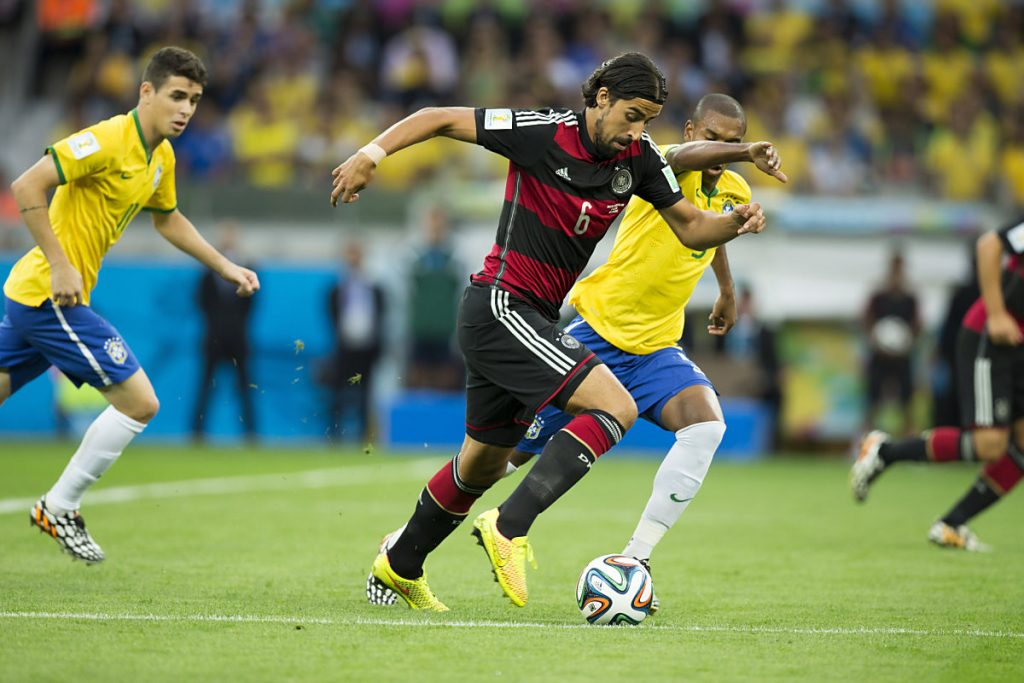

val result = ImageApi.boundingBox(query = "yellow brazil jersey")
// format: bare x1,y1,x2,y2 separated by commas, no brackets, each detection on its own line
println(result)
4,109,176,307
570,145,751,355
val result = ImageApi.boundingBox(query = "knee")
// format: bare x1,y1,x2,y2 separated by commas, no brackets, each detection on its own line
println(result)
680,420,726,449
608,395,638,431
972,429,1008,462
676,420,726,474
125,395,160,423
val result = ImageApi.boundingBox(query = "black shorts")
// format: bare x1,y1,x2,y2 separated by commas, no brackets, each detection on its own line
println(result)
956,327,1024,428
866,354,912,405
456,284,602,447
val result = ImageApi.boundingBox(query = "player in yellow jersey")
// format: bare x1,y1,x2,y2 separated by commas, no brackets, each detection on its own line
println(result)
510,94,786,612
0,47,259,563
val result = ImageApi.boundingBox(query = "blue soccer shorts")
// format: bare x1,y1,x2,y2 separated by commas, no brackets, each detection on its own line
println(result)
0,296,140,393
516,314,714,455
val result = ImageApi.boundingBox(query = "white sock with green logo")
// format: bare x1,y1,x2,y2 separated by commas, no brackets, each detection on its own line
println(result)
46,405,146,514
623,421,725,559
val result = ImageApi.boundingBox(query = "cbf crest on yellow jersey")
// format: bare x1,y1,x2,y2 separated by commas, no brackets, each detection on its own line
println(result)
4,109,177,307
570,144,751,355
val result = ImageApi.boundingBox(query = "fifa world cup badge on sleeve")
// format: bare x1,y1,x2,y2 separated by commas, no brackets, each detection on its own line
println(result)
484,109,513,130
68,132,101,160
661,165,680,193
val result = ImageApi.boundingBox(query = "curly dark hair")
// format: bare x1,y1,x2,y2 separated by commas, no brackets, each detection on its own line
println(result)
142,46,208,90
581,52,667,107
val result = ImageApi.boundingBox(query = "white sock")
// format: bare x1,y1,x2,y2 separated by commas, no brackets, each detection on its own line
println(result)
622,420,725,560
46,405,146,514
504,461,519,478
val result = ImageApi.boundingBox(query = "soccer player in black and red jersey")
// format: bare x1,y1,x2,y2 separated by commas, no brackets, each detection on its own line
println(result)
852,217,1024,552
331,53,765,610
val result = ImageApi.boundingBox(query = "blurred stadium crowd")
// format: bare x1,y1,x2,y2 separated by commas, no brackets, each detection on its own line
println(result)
5,0,1023,205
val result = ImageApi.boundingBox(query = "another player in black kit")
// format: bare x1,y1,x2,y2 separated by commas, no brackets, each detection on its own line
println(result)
853,217,1024,552
331,53,765,610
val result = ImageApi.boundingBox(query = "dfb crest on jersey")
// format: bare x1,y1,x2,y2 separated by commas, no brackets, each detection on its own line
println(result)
104,338,128,365
996,398,1011,422
526,415,544,441
722,199,735,213
560,333,581,350
611,167,633,195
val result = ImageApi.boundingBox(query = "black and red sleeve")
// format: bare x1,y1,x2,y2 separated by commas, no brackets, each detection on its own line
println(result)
474,108,558,169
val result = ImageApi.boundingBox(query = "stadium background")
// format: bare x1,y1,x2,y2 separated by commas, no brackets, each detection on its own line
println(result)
0,0,1022,454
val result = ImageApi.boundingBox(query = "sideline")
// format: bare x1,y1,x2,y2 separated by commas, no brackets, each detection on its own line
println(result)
0,610,1021,639
0,460,440,515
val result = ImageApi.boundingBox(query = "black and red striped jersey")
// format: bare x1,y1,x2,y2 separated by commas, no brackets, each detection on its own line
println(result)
470,107,684,321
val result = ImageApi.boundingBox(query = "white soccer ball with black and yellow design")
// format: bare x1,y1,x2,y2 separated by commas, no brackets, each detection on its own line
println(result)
576,554,653,625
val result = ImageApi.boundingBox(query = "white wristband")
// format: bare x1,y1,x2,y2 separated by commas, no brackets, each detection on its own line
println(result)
358,142,387,166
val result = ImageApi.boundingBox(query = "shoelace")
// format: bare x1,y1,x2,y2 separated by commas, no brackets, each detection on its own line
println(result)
515,538,538,570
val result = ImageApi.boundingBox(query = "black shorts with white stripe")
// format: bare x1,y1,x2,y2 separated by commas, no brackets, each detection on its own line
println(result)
456,284,603,447
956,327,1024,429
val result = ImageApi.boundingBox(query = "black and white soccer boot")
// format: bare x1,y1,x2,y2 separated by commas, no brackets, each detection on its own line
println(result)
850,430,889,503
365,525,405,606
29,497,105,564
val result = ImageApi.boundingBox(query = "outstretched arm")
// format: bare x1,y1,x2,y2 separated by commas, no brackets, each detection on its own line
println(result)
708,246,736,336
331,107,477,206
151,211,259,297
666,141,787,183
11,155,84,306
657,198,764,251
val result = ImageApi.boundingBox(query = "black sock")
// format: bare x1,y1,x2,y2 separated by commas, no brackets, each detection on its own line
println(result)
387,490,466,579
941,478,1000,527
878,437,928,464
496,410,625,538
497,429,600,539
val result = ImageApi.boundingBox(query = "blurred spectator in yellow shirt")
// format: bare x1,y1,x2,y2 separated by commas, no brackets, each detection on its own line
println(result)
920,12,975,124
742,0,813,77
230,81,301,188
983,13,1024,110
1000,106,1024,206
743,80,809,192
924,93,998,201
936,0,1002,49
855,25,916,112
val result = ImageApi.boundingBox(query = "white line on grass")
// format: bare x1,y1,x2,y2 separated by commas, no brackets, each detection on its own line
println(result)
1,611,1021,639
0,460,440,515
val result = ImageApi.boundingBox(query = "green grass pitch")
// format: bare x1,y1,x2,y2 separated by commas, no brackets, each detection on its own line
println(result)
1,442,1022,682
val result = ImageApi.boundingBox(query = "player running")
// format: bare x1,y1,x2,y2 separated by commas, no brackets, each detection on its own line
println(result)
508,94,786,613
332,54,765,610
852,217,1024,551
0,47,259,563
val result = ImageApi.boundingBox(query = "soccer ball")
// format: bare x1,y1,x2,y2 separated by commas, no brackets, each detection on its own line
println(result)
575,554,653,625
